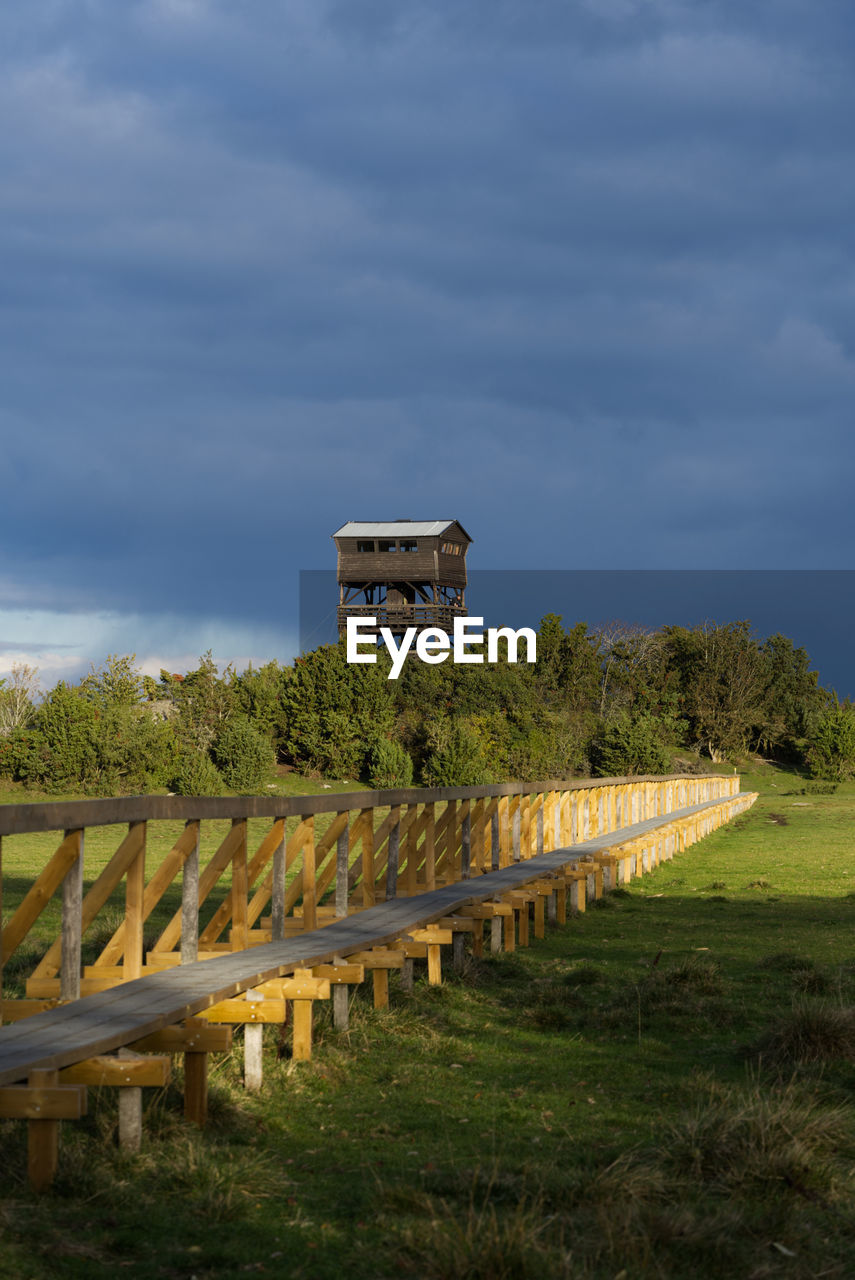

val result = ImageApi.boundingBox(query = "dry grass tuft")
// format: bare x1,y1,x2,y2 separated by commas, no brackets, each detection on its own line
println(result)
662,1078,852,1192
753,1002,855,1067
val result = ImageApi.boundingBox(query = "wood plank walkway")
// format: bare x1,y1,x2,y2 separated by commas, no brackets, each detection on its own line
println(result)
0,795,748,1085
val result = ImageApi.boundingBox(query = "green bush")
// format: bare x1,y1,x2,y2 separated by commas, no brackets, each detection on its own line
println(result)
422,719,492,787
805,701,855,781
282,643,395,778
2,683,99,792
171,749,224,796
90,706,179,794
213,716,274,792
368,738,414,789
0,688,179,795
589,713,671,778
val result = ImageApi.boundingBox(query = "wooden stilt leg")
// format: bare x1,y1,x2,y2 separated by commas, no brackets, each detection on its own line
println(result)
534,895,545,939
427,943,442,985
292,1000,313,1060
27,1068,60,1193
333,983,349,1029
244,1024,263,1093
373,969,389,1010
117,1049,143,1151
184,1051,208,1127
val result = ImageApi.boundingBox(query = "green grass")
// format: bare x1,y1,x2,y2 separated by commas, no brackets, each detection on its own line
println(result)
4,762,855,1276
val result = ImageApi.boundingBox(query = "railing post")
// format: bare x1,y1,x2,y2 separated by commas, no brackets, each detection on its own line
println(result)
335,815,350,919
472,798,485,872
520,793,531,859
123,822,146,981
491,809,500,871
272,819,286,940
387,808,401,898
405,804,418,894
460,807,471,880
444,800,458,883
360,808,375,906
181,820,200,964
301,816,316,930
230,818,248,952
512,802,521,863
60,829,84,1001
423,803,436,891
499,795,510,867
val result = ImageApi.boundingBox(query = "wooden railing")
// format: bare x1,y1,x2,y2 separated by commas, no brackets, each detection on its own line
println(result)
0,773,740,1017
337,602,466,631
0,773,757,1189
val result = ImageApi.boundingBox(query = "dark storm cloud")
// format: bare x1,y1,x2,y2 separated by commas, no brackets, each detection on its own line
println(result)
1,0,853,675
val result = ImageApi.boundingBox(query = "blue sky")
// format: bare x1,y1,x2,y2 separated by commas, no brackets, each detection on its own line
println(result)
1,1,853,690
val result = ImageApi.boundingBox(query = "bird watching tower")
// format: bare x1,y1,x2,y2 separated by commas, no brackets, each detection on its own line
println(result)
332,519,472,637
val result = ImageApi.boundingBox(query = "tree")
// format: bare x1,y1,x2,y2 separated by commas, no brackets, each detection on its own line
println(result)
422,718,492,786
0,663,40,735
368,739,414,789
213,716,274,792
756,633,823,758
804,698,855,781
594,622,666,719
589,713,671,777
282,642,395,779
80,654,144,707
156,652,236,753
663,622,765,761
232,661,291,755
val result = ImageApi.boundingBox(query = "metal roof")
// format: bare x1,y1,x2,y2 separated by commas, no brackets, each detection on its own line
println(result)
332,520,470,540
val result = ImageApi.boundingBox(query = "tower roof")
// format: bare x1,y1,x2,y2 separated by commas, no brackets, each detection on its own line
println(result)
332,520,471,540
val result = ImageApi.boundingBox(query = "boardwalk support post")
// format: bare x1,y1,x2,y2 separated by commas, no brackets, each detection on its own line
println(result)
244,990,264,1093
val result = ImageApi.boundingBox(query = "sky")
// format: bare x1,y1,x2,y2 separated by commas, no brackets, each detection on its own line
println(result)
1,1,854,693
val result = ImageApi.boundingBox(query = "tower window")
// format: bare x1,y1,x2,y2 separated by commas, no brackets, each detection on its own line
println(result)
399,540,418,552
379,540,397,552
356,540,375,553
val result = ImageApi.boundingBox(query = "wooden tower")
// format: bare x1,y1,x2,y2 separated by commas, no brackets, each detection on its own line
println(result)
333,520,472,637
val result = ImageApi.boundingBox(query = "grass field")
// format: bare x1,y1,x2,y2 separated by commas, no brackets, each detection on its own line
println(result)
3,762,855,1278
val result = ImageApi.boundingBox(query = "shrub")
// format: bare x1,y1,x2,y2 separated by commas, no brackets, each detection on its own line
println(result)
5,683,99,792
171,750,224,796
805,700,855,781
422,719,492,787
0,692,179,795
589,713,671,777
213,716,274,792
282,643,395,778
91,706,179,794
368,738,414,789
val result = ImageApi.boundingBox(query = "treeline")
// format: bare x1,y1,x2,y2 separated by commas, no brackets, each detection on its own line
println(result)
0,617,852,796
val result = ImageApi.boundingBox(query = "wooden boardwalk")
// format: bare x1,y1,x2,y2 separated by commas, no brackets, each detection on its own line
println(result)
0,794,751,1087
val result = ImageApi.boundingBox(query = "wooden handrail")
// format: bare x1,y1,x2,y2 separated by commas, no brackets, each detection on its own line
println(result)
0,772,738,836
